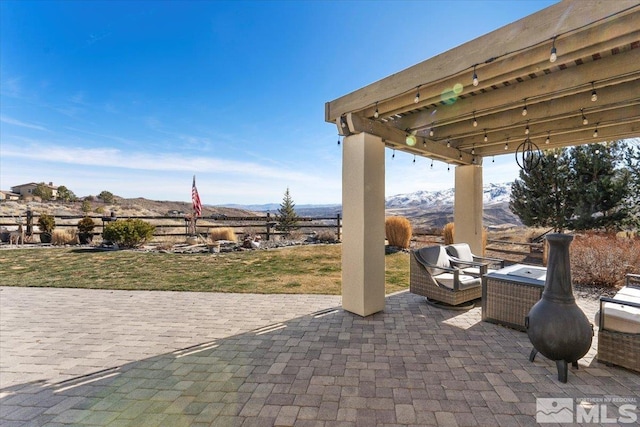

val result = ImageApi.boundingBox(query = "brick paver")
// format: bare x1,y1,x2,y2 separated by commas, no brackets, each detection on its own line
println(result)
1,286,638,426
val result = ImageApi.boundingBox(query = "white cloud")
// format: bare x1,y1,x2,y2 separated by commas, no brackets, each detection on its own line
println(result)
0,116,48,132
1,143,328,184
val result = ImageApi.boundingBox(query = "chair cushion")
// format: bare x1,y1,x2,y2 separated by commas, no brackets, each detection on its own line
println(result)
601,286,640,334
415,246,450,275
434,272,481,290
461,266,497,277
445,244,474,262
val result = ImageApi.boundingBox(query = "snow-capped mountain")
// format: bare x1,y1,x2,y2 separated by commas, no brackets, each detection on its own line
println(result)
385,182,512,208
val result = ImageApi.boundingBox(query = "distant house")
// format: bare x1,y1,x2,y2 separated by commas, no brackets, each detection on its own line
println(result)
10,182,59,200
0,191,21,201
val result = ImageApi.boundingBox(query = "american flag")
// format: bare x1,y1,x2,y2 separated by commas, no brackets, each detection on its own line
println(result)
192,175,202,217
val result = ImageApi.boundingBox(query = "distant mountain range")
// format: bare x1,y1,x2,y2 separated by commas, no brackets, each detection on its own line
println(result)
223,182,522,229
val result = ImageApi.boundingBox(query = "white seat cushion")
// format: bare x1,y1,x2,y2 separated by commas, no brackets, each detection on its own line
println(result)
434,273,481,290
601,286,640,334
461,266,497,277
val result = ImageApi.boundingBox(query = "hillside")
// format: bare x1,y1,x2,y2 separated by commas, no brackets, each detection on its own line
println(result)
1,183,522,230
0,198,256,218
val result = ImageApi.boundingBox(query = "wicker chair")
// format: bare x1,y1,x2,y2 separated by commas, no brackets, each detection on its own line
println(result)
410,245,482,307
597,273,640,372
445,243,505,277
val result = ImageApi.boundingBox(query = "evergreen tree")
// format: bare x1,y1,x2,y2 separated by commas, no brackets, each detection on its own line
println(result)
623,140,640,228
567,142,630,230
56,186,77,202
32,182,53,201
98,190,115,204
81,199,92,213
509,148,572,231
510,141,634,231
276,187,299,235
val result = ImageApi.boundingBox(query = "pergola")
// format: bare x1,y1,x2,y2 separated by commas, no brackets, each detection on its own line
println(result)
325,0,640,316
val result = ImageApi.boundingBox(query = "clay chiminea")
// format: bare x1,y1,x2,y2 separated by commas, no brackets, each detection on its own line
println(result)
525,233,593,383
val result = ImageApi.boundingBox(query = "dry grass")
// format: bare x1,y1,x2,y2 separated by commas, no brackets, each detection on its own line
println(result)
443,222,455,245
51,229,78,245
209,227,236,242
385,216,412,248
0,244,409,295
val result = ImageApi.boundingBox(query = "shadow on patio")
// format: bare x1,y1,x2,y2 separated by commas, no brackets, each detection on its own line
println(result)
1,289,638,426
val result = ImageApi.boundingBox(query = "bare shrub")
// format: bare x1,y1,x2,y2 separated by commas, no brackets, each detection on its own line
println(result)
571,232,640,288
315,230,337,243
386,216,412,249
209,227,236,242
443,222,455,245
52,229,78,245
288,229,305,241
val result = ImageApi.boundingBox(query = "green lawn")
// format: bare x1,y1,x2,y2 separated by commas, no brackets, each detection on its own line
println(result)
0,245,409,295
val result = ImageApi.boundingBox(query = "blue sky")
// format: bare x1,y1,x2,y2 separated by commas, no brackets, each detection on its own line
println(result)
1,0,558,205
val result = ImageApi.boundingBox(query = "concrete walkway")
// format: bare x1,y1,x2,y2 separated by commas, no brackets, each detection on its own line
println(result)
1,287,638,426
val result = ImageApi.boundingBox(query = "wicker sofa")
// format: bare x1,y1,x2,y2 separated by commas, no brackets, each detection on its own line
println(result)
596,273,640,372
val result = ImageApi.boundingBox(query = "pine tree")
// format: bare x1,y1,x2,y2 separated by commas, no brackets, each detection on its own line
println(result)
510,141,634,231
277,187,299,235
509,148,572,231
567,141,630,230
623,141,640,229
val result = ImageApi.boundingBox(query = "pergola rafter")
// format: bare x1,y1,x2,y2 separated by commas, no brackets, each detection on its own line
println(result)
326,0,640,164
325,0,640,317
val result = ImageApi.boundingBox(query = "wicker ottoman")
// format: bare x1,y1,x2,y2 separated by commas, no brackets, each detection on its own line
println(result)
482,264,547,331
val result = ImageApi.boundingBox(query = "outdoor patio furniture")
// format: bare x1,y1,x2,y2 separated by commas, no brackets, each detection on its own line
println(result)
410,245,482,308
445,243,505,277
482,264,546,331
597,273,640,372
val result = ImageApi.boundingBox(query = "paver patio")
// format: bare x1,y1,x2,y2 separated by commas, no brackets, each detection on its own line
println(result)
1,286,638,426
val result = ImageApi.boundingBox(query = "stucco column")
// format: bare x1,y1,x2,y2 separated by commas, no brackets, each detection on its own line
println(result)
454,164,484,255
341,132,386,317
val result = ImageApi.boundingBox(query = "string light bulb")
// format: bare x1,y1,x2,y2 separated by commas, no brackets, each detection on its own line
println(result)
459,150,463,160
392,149,395,159
430,159,434,169
429,127,434,137
337,136,341,146
423,139,426,148
504,138,509,150
525,123,530,135
471,144,475,155
492,156,495,163
550,36,557,63
447,164,450,172
522,99,528,116
484,130,488,142
581,109,588,125
413,155,416,164
545,131,550,144
472,64,479,87
374,101,379,118
591,83,598,102
447,140,451,148
414,86,420,104
593,124,599,138
472,111,478,127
